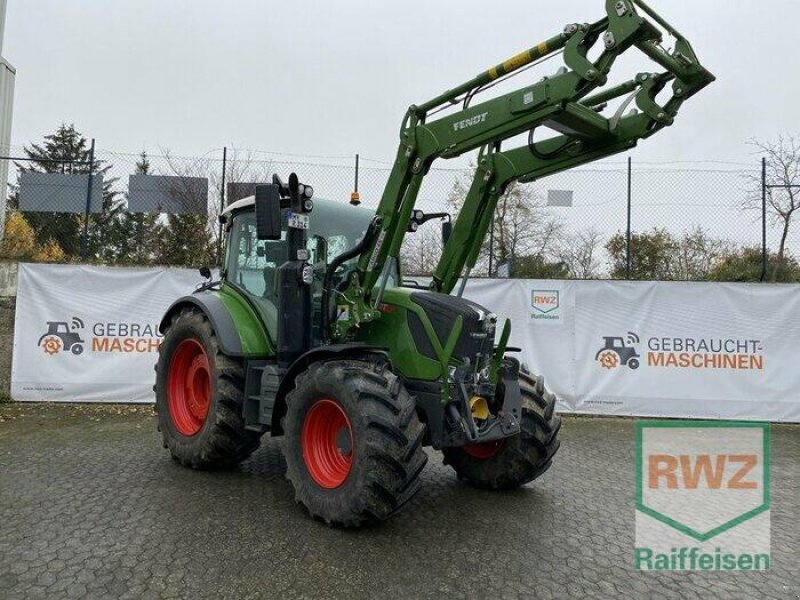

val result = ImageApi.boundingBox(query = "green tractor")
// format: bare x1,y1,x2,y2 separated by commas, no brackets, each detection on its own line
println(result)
155,0,713,526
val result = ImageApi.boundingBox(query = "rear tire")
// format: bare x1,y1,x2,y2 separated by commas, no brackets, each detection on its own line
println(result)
442,367,561,490
155,308,260,469
283,359,427,527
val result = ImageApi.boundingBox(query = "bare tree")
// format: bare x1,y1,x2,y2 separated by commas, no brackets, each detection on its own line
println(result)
558,228,603,279
746,136,800,281
674,226,732,281
447,174,564,275
210,148,275,211
400,224,443,277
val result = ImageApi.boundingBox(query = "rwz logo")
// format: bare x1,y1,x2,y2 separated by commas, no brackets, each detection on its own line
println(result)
38,317,86,357
531,290,559,314
635,421,771,571
648,454,758,491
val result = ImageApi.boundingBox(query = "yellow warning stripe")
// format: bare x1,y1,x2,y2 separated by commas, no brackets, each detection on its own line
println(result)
502,50,533,74
488,43,548,81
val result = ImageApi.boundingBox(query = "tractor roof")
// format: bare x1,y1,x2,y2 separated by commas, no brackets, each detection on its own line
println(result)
221,195,372,219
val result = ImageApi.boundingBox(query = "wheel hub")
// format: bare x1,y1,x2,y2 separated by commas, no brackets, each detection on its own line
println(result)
167,339,211,436
463,439,505,460
301,399,354,489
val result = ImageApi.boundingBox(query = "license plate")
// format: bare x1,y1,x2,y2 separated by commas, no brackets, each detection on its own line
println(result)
288,212,309,230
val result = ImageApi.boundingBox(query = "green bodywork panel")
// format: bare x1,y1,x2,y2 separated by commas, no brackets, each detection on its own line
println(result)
354,288,488,404
357,287,504,402
216,282,274,357
356,287,443,382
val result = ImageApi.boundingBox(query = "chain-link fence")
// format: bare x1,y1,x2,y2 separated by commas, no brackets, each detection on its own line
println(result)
1,142,797,282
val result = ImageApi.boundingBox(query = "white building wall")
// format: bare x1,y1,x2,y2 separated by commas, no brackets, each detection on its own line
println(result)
0,0,13,241
0,0,6,55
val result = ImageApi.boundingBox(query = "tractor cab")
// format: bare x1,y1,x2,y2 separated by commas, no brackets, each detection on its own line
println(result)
221,195,379,342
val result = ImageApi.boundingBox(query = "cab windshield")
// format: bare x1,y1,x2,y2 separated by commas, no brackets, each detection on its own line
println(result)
225,199,377,332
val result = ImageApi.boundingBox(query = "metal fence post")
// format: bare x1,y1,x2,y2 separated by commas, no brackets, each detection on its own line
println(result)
760,156,767,282
217,146,227,265
354,153,359,194
626,156,632,279
80,138,96,260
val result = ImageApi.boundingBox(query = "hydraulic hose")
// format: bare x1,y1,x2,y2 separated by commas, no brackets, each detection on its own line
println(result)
321,217,379,343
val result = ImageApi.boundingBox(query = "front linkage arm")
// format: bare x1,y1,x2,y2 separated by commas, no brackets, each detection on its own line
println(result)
330,0,714,340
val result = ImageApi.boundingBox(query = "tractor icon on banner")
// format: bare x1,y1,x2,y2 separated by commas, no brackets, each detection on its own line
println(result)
38,318,86,356
596,333,641,371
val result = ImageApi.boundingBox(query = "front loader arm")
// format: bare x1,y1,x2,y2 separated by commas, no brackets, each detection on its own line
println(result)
330,0,714,341
433,67,701,293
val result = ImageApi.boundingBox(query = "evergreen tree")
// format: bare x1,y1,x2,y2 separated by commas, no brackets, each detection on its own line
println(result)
159,213,215,267
156,154,215,268
105,152,164,265
12,124,118,259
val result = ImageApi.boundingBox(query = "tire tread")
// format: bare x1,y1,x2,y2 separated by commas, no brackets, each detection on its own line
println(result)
442,366,561,490
155,308,260,469
284,358,427,527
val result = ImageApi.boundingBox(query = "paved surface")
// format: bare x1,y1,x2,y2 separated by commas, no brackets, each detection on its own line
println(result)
0,404,797,599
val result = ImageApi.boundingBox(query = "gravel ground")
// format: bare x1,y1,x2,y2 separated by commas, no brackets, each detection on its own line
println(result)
0,404,797,599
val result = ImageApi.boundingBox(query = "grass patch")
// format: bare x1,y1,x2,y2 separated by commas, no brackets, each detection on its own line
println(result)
0,391,12,404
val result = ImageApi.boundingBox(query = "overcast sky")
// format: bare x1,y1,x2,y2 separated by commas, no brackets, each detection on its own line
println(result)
4,0,798,166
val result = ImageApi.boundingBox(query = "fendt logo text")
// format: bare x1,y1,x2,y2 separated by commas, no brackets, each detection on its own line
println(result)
597,332,765,372
37,317,162,356
453,112,489,132
635,422,771,571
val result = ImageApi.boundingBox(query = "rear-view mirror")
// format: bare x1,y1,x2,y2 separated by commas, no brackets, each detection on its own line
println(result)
442,220,453,245
255,184,282,240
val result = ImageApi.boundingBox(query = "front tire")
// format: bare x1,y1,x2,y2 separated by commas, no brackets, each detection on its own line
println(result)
283,359,427,527
442,368,561,490
155,308,260,469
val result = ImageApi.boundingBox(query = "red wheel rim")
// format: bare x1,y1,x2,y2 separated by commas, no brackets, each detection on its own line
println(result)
301,399,354,489
463,439,505,460
167,339,212,436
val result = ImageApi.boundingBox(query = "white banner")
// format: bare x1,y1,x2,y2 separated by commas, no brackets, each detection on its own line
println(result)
11,264,800,421
12,263,202,403
461,279,800,423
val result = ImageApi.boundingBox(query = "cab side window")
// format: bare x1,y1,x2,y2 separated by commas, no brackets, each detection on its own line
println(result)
228,214,287,303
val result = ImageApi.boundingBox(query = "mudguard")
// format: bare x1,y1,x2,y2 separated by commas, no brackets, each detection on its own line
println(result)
270,344,390,435
159,288,272,358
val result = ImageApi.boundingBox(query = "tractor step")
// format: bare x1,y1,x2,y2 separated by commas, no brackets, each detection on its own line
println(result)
243,361,282,432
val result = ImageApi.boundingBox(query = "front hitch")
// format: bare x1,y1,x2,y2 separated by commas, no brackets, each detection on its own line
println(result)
440,358,524,448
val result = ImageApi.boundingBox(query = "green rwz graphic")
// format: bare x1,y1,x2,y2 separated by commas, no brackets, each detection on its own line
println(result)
635,421,771,571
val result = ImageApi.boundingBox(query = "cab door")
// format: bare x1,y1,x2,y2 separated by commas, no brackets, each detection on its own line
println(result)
225,210,288,337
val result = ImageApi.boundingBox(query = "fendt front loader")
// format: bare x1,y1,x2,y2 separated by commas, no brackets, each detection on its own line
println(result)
155,0,714,526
